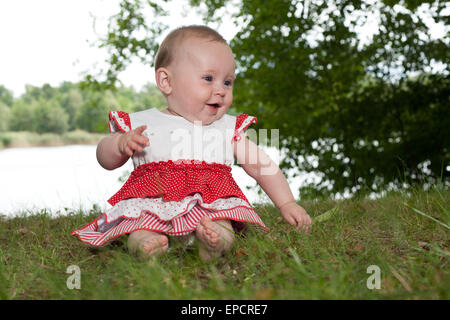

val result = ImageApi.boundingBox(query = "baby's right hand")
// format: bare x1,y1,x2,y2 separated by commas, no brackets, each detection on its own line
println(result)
117,125,150,157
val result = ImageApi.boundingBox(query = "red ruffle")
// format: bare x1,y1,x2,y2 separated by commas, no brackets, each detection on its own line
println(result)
109,111,131,133
108,160,249,206
233,114,257,141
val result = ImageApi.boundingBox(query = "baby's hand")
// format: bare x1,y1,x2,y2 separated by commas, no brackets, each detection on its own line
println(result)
279,201,312,233
117,125,150,157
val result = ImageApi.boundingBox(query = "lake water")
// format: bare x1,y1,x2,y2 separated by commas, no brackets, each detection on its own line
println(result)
0,145,309,217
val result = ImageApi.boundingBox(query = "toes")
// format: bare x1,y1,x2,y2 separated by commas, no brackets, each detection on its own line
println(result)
205,234,219,248
145,242,168,255
131,233,169,257
196,220,220,249
196,218,235,258
200,217,217,234
142,236,168,252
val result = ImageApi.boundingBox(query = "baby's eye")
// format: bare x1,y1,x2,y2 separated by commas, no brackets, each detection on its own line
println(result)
204,75,213,82
224,80,233,86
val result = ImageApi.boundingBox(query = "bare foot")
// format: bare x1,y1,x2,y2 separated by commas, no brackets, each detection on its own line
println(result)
195,216,234,261
127,230,169,257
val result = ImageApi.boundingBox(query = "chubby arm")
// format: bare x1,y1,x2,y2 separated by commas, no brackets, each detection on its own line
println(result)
97,125,149,170
233,136,312,232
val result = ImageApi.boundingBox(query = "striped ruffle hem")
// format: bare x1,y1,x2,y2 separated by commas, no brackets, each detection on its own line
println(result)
71,203,268,247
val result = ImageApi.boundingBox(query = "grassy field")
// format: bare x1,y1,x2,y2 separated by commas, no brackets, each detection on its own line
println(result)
0,186,448,300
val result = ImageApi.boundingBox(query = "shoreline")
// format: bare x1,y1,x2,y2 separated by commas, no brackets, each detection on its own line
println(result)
0,130,107,150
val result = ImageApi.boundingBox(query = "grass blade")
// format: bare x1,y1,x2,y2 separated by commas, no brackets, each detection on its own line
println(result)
388,265,412,293
404,202,450,230
312,206,340,223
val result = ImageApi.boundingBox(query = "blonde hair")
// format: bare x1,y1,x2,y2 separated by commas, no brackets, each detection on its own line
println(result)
155,25,228,70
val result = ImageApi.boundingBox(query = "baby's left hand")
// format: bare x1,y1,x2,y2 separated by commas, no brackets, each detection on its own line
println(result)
279,202,312,233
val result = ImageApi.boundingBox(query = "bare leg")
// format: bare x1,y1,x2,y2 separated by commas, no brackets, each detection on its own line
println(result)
127,230,169,257
195,216,235,261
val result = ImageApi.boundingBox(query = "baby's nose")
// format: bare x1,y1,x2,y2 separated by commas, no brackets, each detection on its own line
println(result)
214,85,226,96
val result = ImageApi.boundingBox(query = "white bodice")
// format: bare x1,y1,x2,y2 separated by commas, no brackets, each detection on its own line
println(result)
113,108,238,168
94,108,259,231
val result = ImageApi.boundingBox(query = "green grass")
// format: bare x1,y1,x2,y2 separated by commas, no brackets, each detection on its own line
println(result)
0,186,448,300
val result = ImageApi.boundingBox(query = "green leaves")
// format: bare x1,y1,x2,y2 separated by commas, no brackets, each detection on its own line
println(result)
3,81,166,135
84,0,168,90
226,0,449,196
88,0,449,196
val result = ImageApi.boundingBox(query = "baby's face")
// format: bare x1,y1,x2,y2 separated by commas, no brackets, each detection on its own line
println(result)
166,36,235,125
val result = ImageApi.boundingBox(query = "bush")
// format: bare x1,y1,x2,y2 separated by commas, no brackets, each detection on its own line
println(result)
10,99,36,132
75,91,116,133
0,102,11,131
0,132,12,147
34,100,69,134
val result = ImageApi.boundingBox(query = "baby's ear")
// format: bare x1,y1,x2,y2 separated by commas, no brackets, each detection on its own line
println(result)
155,67,172,95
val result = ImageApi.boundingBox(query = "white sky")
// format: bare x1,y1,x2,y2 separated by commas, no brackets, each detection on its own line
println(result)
0,0,239,97
0,0,446,98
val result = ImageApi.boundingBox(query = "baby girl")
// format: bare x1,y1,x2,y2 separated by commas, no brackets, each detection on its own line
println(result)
72,25,312,261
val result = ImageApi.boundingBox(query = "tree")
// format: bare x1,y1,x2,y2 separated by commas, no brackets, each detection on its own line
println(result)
4,81,167,134
33,99,69,134
84,0,450,196
0,102,11,131
61,88,83,130
81,0,168,91
135,84,166,111
0,85,14,107
75,90,121,133
22,84,56,104
10,99,36,132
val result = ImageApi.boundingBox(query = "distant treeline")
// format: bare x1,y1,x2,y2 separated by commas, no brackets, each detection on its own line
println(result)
0,82,166,134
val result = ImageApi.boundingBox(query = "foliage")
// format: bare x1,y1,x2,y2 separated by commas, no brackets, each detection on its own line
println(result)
0,102,11,131
0,85,14,106
33,99,69,134
1,82,166,135
85,0,449,196
9,99,36,132
134,84,167,111
61,88,83,130
75,90,117,133
81,0,168,91
225,0,449,197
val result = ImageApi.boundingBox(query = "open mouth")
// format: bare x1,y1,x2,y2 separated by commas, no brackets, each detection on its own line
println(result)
207,103,220,108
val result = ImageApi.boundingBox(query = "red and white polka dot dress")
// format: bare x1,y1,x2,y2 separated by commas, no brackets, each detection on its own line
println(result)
72,108,268,246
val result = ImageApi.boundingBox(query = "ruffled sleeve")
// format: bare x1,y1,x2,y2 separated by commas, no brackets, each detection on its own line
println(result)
232,114,257,142
108,111,131,133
